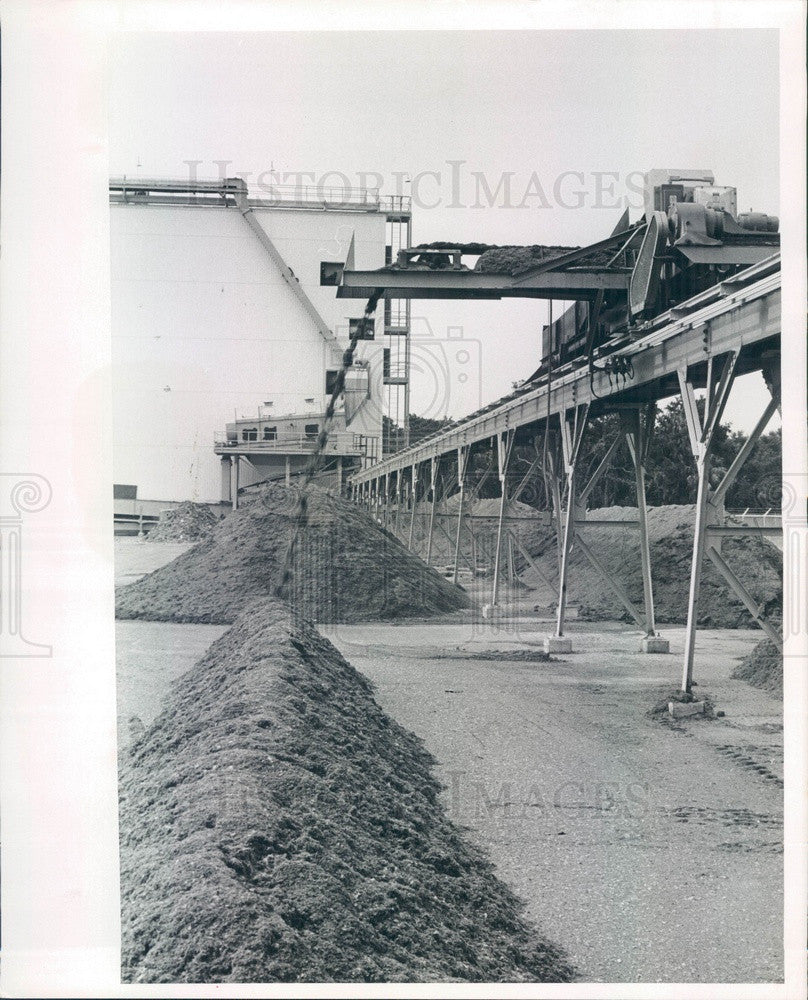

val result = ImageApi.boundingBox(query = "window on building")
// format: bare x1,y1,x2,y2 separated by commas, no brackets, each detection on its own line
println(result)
242,427,257,442
263,426,277,441
320,261,342,286
349,317,374,340
325,370,340,396
304,423,319,440
383,347,391,379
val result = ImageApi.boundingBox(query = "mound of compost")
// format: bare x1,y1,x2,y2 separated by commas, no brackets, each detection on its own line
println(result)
116,483,468,624
732,637,783,695
119,603,573,984
146,501,220,543
475,245,576,275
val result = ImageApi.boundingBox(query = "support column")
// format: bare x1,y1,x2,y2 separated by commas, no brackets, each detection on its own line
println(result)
453,446,470,585
547,404,589,653
545,448,564,578
425,456,439,566
623,407,669,653
682,438,711,691
489,429,515,611
231,455,240,511
678,352,737,693
336,456,343,495
408,463,419,551
285,455,291,487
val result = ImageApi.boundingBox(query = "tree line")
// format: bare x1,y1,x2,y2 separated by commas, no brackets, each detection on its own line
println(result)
384,399,781,511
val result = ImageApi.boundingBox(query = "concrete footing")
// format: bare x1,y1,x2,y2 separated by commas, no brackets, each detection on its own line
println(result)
668,700,706,719
641,636,670,654
481,604,500,620
545,635,573,654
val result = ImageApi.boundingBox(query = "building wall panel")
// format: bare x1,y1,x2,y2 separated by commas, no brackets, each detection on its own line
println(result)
111,201,387,501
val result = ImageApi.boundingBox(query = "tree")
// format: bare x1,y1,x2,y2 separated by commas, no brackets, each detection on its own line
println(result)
382,399,782,512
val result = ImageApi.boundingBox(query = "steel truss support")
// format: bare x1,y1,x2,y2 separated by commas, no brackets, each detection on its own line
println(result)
554,403,590,639
545,446,564,577
704,544,783,648
453,446,472,585
491,429,516,607
621,405,660,639
393,472,402,538
576,534,646,628
677,351,738,693
511,448,543,506
407,463,419,551
508,529,556,596
425,456,440,566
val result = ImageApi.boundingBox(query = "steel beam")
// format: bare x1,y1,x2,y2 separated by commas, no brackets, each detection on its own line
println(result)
623,409,657,637
706,544,783,649
555,404,590,638
350,271,779,488
491,430,516,606
680,352,737,693
508,530,556,596
579,434,622,509
576,535,646,630
453,446,471,585
712,389,780,507
425,456,439,566
336,267,628,300
407,464,419,551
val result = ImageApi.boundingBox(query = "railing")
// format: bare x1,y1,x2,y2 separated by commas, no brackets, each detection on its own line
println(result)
109,176,411,215
380,195,412,214
214,434,366,455
109,177,412,214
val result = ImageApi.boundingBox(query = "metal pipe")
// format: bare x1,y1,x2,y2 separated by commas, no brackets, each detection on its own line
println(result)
233,181,335,343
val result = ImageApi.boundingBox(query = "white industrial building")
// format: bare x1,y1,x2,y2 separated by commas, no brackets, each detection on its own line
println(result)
110,177,411,507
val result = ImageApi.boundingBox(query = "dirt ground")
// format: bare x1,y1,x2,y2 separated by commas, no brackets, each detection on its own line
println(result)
115,539,783,984
322,620,782,983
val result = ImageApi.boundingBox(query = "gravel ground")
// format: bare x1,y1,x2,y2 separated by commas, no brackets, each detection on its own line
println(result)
321,621,783,984
115,537,195,586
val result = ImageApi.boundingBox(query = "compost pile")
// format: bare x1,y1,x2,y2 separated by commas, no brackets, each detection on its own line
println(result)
406,241,577,276
120,603,573,984
147,502,219,543
517,505,782,628
475,245,576,276
732,637,783,694
116,483,468,624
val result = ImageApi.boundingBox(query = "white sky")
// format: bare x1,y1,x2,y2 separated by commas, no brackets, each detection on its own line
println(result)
109,29,780,432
